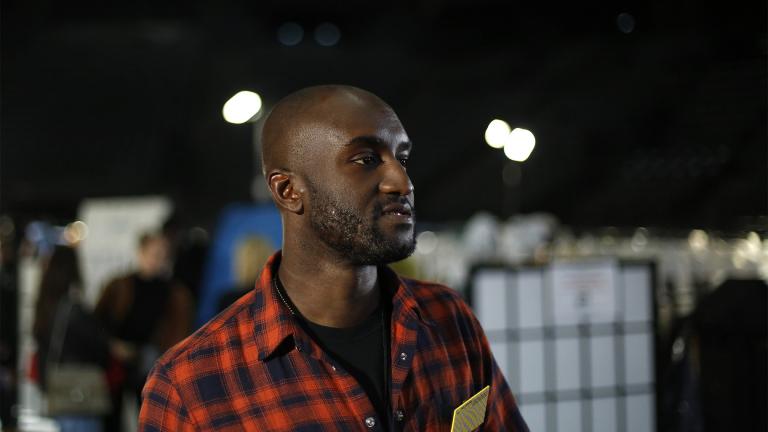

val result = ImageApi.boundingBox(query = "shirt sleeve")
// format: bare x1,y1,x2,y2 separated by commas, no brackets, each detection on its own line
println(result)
461,300,530,432
139,365,197,431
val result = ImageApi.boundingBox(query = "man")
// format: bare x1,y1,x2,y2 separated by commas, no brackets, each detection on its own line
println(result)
139,85,528,431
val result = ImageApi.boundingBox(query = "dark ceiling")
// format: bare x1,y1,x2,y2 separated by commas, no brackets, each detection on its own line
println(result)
2,1,766,232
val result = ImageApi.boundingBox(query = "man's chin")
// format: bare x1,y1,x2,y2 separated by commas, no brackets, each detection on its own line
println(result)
381,239,416,264
352,238,415,266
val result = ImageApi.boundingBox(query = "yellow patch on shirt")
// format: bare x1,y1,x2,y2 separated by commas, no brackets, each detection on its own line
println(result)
450,385,490,432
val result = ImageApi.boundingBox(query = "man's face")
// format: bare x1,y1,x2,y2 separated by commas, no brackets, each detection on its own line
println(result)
302,100,416,265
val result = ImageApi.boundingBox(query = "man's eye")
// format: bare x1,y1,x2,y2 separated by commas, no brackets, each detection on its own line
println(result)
354,155,378,165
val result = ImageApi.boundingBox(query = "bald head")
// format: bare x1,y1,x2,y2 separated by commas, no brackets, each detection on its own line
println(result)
261,85,398,177
262,84,415,266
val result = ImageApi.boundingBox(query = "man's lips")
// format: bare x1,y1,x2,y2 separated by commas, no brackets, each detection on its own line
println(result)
381,203,413,217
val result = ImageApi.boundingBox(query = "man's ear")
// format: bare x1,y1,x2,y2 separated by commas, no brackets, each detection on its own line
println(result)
268,170,304,214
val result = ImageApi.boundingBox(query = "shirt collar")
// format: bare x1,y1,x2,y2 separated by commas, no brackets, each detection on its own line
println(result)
252,251,435,361
378,264,437,328
252,251,299,361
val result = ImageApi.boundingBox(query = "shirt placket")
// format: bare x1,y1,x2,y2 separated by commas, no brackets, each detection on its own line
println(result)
292,332,387,431
389,312,419,431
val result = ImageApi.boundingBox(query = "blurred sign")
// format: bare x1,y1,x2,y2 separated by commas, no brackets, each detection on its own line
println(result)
550,259,619,325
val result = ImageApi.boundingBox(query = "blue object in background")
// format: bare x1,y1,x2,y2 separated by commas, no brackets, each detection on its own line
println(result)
196,203,282,326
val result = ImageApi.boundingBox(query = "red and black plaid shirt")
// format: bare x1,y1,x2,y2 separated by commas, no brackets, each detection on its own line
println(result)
139,252,528,431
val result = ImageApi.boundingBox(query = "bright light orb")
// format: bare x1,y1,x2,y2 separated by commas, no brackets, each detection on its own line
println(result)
63,220,89,245
688,229,708,251
503,128,536,162
222,91,263,124
416,231,439,255
484,119,511,149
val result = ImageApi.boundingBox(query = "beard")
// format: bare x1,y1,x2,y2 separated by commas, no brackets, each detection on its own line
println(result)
306,180,416,265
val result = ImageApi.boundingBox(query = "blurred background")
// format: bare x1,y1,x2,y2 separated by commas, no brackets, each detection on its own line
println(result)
1,1,765,431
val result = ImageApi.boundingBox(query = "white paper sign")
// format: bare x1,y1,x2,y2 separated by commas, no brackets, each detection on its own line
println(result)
550,259,619,325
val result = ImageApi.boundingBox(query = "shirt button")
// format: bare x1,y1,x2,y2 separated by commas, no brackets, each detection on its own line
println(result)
394,410,405,421
364,417,376,428
399,352,408,361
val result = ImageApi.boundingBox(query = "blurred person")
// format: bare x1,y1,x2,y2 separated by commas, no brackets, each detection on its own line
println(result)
660,278,767,432
692,279,766,431
139,85,528,431
162,215,209,302
32,245,110,432
216,235,273,313
95,231,193,429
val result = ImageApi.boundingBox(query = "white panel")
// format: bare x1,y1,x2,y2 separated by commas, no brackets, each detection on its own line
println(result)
508,278,519,330
517,270,544,328
624,333,653,385
519,403,546,432
622,267,652,323
472,271,508,331
490,341,510,385
591,397,618,432
555,338,580,391
519,340,545,394
548,266,578,327
590,335,616,388
556,400,582,432
626,394,654,432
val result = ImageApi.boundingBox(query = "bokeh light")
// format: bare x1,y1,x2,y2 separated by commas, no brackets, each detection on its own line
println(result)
222,91,263,124
484,119,510,149
314,22,341,46
63,220,89,245
617,13,636,34
503,128,536,162
277,22,304,46
416,231,439,254
688,229,709,252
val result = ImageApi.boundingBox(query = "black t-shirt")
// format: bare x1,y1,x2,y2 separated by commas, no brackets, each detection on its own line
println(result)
274,277,393,428
300,304,391,429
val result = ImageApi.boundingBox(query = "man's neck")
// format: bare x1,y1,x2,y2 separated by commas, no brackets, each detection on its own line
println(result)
277,251,381,328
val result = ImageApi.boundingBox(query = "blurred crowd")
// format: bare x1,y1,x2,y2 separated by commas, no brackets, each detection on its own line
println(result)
32,231,193,431
0,214,271,432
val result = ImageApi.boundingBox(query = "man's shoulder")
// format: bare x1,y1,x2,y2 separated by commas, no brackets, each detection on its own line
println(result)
152,290,257,376
401,276,462,300
398,276,475,321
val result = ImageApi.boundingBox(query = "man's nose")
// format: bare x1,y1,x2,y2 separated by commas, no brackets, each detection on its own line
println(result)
379,160,414,196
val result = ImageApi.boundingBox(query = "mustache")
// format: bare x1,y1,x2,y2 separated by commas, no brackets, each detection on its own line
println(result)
374,197,415,217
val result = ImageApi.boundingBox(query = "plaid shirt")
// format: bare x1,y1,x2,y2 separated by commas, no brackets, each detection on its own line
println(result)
139,252,528,431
